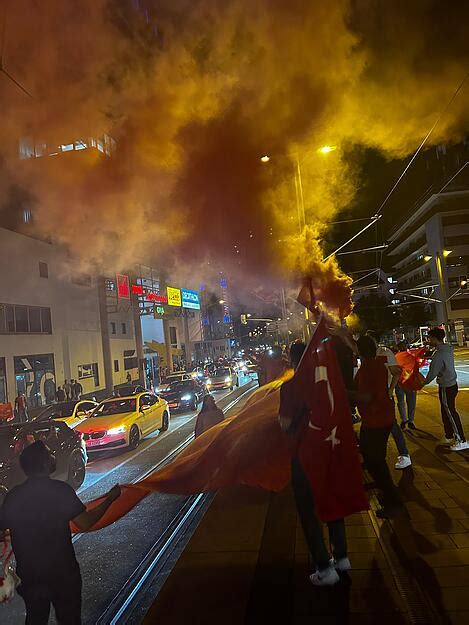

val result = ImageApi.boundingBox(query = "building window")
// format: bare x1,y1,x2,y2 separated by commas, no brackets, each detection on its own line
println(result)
71,273,92,287
114,359,119,373
110,322,116,334
122,323,127,334
15,306,29,333
14,353,56,408
78,363,99,387
0,357,7,404
169,326,177,346
0,304,52,334
39,262,48,278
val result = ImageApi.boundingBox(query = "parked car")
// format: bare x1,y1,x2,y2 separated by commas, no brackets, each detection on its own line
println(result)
75,392,169,453
37,399,99,429
206,367,239,391
0,420,87,503
114,384,146,397
158,379,207,412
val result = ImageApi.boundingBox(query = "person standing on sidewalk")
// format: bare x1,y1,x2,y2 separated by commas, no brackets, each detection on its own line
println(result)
0,441,121,624
394,342,417,430
285,341,349,587
367,332,412,470
63,380,71,400
354,336,404,519
424,327,469,452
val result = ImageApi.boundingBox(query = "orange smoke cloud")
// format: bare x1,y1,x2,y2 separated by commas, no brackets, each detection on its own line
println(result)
1,0,468,306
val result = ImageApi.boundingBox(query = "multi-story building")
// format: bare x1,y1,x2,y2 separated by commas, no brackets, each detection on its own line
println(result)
0,227,140,410
387,165,469,341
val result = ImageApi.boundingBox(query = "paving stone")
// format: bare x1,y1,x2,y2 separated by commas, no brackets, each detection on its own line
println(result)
451,534,469,549
434,566,469,587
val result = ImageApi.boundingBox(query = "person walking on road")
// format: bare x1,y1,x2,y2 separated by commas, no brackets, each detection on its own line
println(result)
424,327,469,451
195,395,225,438
63,380,71,400
354,336,404,519
14,392,28,423
0,441,121,624
367,332,412,470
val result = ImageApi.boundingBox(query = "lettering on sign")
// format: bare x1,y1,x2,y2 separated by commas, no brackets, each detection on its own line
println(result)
181,288,201,310
167,286,182,307
116,274,130,299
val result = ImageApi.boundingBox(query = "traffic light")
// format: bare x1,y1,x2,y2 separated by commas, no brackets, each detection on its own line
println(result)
240,314,247,324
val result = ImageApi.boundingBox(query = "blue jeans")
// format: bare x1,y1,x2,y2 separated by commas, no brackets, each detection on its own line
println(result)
395,385,417,423
391,417,409,456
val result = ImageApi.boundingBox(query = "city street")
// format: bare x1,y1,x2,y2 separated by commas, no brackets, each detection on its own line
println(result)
2,374,256,624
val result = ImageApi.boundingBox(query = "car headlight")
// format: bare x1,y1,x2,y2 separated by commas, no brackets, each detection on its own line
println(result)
181,394,192,401
207,379,212,385
224,376,231,382
107,425,126,435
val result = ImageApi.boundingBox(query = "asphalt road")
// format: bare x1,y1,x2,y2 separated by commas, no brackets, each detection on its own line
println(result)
3,373,256,624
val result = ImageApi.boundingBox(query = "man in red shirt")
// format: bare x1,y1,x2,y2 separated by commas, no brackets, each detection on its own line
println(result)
354,335,403,519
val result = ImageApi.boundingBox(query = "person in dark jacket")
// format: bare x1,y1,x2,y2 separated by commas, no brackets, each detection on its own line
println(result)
0,441,121,624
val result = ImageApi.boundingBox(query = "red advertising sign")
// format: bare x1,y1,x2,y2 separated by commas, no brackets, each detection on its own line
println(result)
131,285,144,295
148,292,168,303
116,274,130,299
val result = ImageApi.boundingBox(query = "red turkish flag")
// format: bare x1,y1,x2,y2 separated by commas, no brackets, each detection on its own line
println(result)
281,316,368,522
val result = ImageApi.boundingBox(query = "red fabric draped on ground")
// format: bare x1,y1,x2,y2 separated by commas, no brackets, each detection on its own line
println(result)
396,348,426,391
72,373,294,532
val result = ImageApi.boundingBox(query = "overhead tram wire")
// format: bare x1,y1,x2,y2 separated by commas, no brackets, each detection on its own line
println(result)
323,71,469,263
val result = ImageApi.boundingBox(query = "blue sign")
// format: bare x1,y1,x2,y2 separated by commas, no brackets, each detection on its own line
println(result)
181,288,201,310
229,339,236,347
223,314,231,323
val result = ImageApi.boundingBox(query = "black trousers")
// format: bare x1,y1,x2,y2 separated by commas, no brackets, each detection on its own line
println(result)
439,385,465,441
359,427,401,510
291,457,347,571
18,573,82,625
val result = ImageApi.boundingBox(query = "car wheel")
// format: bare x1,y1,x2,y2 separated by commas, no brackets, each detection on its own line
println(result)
67,450,86,490
160,411,169,432
128,425,140,450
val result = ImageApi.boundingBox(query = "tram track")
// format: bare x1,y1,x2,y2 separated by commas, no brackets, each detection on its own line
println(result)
91,384,256,624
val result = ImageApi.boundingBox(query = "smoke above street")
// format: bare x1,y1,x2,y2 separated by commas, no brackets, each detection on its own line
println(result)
1,0,468,314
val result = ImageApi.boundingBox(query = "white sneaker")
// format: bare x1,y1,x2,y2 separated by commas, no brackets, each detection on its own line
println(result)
331,557,351,572
310,565,340,586
440,437,454,445
450,441,469,452
395,455,412,470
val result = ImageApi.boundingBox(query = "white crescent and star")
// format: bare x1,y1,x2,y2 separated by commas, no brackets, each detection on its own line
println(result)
307,365,341,448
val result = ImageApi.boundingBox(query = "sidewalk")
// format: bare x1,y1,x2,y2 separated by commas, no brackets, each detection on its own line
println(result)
143,389,469,625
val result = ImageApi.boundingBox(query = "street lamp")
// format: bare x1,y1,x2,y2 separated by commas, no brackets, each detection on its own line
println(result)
260,155,270,163
318,145,337,154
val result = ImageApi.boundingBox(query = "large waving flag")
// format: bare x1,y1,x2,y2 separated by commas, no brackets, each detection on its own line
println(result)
280,316,368,522
396,348,426,391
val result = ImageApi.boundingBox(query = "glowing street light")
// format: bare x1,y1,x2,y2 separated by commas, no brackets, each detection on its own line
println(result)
443,249,452,257
219,299,225,304
423,255,433,262
318,145,337,154
260,155,270,163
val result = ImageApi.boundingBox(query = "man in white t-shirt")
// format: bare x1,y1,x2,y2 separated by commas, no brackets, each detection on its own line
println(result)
367,332,412,470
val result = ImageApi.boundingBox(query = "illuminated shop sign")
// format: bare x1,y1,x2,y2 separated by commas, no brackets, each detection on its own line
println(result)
167,286,182,307
181,288,201,310
131,284,168,303
116,274,130,299
154,305,165,319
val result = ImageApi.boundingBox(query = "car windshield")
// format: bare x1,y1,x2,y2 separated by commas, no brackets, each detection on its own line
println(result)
167,380,193,391
49,402,77,418
214,368,230,376
92,399,136,416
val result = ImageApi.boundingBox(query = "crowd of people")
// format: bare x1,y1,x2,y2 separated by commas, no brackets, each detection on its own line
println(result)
0,320,466,619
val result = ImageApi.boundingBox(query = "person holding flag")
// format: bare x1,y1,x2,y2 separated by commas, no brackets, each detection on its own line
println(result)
280,316,368,586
